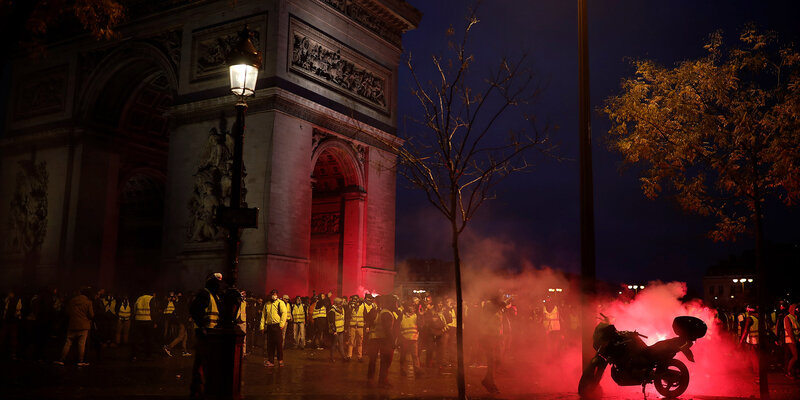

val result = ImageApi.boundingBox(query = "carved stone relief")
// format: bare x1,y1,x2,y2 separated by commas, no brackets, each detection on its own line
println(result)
311,212,341,234
187,117,248,242
290,18,390,112
314,0,403,47
190,14,266,82
7,159,48,255
13,66,68,121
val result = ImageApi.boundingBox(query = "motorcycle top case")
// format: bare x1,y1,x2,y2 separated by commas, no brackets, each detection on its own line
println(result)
672,316,707,340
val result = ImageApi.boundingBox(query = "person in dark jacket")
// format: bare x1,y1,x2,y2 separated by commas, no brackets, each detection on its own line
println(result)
164,292,191,357
190,273,222,399
54,287,95,366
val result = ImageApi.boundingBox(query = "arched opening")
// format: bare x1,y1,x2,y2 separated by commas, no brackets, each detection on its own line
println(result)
81,43,176,292
310,141,366,297
310,150,346,294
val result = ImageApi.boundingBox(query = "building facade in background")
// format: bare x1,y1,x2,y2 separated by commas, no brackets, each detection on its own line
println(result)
0,0,421,297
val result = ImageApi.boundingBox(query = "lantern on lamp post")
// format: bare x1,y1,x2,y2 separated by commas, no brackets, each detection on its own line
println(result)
218,26,262,290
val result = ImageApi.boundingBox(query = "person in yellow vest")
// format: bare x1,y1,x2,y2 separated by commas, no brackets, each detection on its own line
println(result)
347,294,367,361
162,291,177,341
260,289,288,367
366,295,398,388
190,273,222,399
444,297,457,366
115,296,132,345
328,297,347,362
739,305,759,379
398,301,423,377
234,290,247,356
164,291,191,357
291,296,306,349
131,290,159,361
281,294,291,349
784,304,799,378
312,293,329,349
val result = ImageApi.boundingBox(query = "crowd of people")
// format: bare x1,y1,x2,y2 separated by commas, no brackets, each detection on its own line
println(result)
716,301,800,380
0,277,583,397
7,276,796,397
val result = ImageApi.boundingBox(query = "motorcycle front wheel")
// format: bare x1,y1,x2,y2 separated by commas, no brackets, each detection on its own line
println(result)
653,358,690,398
578,356,607,399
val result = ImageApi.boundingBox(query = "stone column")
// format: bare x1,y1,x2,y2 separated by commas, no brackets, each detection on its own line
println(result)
340,190,365,296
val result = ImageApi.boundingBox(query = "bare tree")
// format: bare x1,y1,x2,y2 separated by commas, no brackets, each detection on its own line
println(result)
389,9,551,399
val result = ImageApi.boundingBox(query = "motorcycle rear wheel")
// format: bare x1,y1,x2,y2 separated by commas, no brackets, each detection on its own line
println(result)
653,358,690,398
578,356,606,399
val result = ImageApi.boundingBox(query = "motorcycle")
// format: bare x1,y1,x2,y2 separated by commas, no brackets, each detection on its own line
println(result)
578,315,707,399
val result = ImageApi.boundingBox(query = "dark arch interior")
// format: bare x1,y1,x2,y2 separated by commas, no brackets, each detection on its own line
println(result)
89,57,175,294
310,148,348,294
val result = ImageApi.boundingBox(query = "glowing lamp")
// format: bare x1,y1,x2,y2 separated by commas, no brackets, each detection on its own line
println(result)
731,295,734,298
618,291,622,294
747,279,753,283
633,285,639,289
556,288,563,292
548,288,555,292
228,26,262,97
640,285,645,289
627,285,633,289
732,279,739,283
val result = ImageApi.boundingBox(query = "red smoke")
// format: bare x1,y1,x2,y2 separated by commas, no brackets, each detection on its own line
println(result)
456,261,756,397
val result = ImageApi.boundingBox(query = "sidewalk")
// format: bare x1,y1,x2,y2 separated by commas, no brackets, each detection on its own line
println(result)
1,344,798,399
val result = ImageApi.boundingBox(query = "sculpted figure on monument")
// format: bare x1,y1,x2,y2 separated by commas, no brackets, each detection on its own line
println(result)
8,160,48,254
187,119,247,242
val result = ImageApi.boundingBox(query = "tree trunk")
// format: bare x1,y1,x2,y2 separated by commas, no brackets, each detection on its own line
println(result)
452,220,466,400
754,199,769,399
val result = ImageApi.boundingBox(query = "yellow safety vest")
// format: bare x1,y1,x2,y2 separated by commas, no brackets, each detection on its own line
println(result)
164,301,175,315
292,304,305,323
543,305,561,331
785,315,800,344
261,300,287,329
312,304,327,319
103,299,116,314
447,309,457,328
400,313,419,340
236,300,247,325
118,304,132,320
747,315,759,345
194,289,219,329
350,304,364,327
134,295,153,321
333,306,345,333
369,309,394,339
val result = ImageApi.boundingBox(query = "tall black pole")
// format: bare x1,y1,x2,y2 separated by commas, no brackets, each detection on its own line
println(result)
578,0,597,369
227,101,247,289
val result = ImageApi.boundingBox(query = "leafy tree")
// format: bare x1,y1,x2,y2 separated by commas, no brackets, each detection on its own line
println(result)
388,8,550,399
604,26,800,398
1,0,125,54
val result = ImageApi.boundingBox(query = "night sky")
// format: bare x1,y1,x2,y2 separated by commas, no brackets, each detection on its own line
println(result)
394,0,800,294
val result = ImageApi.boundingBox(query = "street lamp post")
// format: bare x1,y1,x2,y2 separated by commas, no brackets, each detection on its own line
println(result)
205,26,262,400
221,26,262,289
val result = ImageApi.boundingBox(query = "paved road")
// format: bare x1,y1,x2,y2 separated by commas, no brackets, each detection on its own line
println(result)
1,344,798,399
